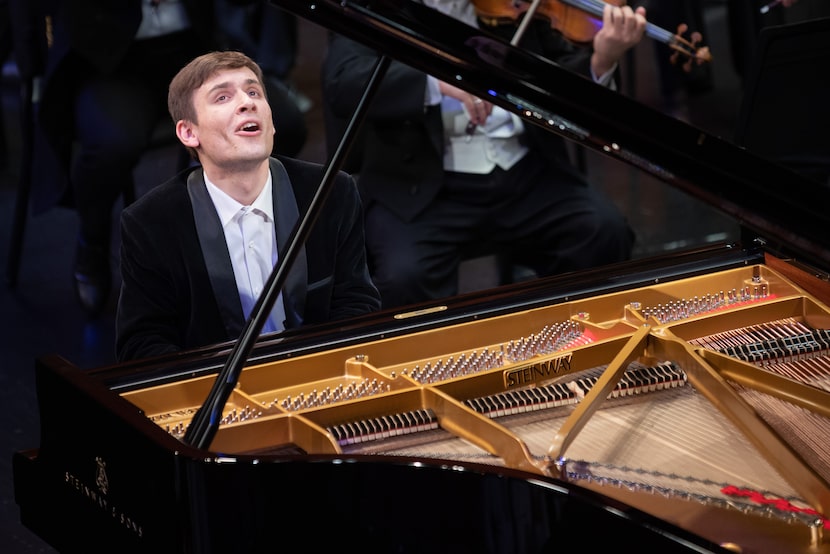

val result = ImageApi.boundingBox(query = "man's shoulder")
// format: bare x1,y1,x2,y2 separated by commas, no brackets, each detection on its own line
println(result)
126,167,194,217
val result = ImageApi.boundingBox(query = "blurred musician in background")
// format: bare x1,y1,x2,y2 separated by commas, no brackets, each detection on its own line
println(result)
115,51,380,362
727,0,830,80
641,0,713,120
727,0,799,79
322,1,646,310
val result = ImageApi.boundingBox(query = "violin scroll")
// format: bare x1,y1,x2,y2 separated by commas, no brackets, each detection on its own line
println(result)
669,23,712,71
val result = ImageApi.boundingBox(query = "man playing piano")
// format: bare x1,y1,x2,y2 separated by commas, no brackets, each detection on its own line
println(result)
323,1,647,309
115,51,381,362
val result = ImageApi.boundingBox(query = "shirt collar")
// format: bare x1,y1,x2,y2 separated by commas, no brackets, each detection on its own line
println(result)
204,170,274,227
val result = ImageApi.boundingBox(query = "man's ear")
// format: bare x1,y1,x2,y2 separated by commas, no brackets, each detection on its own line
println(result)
176,120,199,148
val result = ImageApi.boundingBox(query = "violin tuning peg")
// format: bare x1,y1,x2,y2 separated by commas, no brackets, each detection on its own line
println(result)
670,51,681,68
691,31,702,45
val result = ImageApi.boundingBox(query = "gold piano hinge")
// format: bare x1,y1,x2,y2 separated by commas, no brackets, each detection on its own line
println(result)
393,305,448,319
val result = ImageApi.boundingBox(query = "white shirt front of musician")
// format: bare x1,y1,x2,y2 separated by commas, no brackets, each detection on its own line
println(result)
439,96,529,174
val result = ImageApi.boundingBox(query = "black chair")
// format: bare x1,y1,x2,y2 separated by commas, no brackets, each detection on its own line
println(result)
733,16,830,187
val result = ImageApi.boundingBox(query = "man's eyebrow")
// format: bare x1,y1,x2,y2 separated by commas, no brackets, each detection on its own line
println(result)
206,80,232,95
206,78,261,95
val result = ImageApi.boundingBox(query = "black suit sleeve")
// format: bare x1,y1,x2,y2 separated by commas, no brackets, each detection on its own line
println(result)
116,200,188,362
115,175,230,362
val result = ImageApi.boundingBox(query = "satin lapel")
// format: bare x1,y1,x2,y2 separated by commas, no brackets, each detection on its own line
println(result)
269,158,307,327
186,170,245,338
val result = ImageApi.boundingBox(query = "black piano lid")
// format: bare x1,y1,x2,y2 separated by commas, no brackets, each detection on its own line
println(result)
271,0,830,270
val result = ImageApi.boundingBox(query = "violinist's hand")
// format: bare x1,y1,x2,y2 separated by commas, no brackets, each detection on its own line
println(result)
591,4,647,78
438,81,492,126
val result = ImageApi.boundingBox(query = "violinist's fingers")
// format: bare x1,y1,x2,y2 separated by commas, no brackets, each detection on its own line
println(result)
616,6,646,34
602,4,646,43
604,3,615,24
593,4,647,74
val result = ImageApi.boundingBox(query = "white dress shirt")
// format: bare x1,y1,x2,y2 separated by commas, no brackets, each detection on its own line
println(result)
205,172,287,333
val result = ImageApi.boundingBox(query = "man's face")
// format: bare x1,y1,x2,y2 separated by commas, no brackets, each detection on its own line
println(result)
183,67,275,170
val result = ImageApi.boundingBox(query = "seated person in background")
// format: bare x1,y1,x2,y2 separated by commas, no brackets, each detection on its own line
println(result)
322,1,647,310
116,51,380,362
214,0,314,113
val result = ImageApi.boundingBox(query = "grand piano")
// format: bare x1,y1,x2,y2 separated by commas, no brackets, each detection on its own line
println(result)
13,1,830,552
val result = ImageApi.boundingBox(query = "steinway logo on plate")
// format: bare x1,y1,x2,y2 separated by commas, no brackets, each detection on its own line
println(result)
64,456,145,538
503,353,572,388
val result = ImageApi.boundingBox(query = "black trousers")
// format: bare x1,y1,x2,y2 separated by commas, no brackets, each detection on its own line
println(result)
364,154,634,310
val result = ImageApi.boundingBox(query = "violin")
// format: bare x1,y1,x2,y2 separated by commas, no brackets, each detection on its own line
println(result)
473,0,712,70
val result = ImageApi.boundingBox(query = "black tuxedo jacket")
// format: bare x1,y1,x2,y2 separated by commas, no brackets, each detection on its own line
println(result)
116,157,381,362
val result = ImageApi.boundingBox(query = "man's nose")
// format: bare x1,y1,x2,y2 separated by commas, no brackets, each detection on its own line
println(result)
238,93,256,110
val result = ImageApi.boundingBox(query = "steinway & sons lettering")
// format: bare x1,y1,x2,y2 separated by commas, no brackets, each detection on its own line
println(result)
503,353,572,388
64,470,144,538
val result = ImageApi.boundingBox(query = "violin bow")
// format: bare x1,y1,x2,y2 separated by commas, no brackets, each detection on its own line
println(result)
511,0,546,45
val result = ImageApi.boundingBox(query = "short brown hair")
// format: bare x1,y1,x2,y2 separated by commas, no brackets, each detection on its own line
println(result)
167,50,267,125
